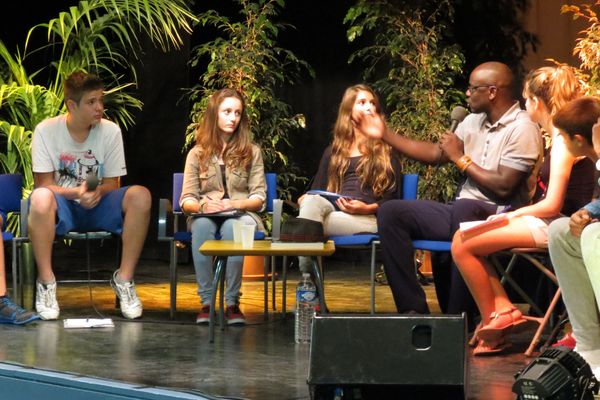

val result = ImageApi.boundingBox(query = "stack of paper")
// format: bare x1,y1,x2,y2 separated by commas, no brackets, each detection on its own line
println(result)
459,215,509,240
63,318,115,329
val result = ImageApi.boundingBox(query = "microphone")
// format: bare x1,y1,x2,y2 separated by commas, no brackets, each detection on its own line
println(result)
449,106,468,132
85,173,99,192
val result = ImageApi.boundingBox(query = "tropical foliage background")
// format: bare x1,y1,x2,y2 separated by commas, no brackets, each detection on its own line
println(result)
186,0,313,205
0,0,195,230
3,0,600,235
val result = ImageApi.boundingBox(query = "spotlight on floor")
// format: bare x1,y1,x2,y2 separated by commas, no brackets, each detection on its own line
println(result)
513,346,598,400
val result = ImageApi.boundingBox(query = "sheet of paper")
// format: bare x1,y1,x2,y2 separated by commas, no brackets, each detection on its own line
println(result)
63,318,115,329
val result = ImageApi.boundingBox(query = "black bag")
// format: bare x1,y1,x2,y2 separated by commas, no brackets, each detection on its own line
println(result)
280,217,325,242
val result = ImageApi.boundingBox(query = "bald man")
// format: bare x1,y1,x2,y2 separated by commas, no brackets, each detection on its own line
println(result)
357,62,543,323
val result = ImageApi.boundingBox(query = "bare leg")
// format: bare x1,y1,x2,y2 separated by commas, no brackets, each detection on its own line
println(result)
117,185,151,281
451,217,536,325
28,188,57,283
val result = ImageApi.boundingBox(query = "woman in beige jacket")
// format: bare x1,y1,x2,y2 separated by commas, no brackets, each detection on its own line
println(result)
179,88,266,325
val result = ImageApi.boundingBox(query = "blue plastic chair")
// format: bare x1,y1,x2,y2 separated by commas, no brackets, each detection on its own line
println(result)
158,172,275,318
326,174,420,314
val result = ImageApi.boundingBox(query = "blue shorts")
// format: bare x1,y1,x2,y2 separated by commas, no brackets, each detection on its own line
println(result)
50,186,129,236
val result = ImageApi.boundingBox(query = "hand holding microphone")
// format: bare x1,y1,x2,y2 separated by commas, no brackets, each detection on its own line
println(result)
440,106,468,161
85,172,99,191
80,172,100,209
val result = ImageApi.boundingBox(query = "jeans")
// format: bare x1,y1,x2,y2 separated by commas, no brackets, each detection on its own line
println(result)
548,217,600,366
191,214,256,306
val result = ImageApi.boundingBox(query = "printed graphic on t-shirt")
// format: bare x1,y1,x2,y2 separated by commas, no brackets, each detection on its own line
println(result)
57,150,102,187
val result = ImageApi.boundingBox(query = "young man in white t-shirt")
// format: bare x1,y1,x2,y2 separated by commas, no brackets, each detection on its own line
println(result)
29,71,151,320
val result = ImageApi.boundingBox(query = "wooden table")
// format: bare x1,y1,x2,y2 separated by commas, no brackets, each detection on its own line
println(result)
199,240,335,342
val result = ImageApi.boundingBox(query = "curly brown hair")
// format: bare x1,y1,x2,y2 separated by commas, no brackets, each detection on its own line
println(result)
327,84,395,198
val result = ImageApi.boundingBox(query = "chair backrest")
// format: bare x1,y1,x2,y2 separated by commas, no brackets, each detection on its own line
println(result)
0,174,23,213
402,174,419,200
172,172,276,213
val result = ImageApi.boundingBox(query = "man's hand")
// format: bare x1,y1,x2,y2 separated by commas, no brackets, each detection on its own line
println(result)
353,112,386,140
569,209,593,237
439,131,464,162
78,182,101,209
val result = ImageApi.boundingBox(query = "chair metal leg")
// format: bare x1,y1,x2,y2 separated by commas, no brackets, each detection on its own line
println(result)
219,261,226,330
524,288,562,357
169,239,177,319
370,241,378,314
282,256,288,318
20,242,36,310
311,257,327,313
11,240,18,304
491,254,544,316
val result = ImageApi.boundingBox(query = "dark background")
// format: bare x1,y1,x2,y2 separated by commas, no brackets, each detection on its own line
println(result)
2,1,535,256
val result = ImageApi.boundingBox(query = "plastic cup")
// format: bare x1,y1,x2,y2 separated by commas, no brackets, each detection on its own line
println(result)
232,221,243,243
241,225,255,249
272,199,283,241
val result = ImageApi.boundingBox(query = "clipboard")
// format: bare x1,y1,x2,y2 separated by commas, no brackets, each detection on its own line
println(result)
191,209,245,218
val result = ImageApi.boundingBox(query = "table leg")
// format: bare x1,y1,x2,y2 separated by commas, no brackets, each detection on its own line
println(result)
311,257,327,314
271,255,276,311
209,256,227,343
263,256,269,320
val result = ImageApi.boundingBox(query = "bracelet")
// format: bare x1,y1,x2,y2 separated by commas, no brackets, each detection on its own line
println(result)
456,155,473,172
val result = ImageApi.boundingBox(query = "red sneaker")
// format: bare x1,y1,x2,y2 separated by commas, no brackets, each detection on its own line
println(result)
225,305,246,325
196,305,211,325
552,332,576,349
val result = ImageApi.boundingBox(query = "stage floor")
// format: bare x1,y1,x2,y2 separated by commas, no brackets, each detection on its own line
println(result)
0,244,550,399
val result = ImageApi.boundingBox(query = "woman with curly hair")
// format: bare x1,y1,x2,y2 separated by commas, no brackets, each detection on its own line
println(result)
296,84,402,273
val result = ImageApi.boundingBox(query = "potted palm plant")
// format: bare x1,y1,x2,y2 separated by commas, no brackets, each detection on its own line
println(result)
0,0,196,233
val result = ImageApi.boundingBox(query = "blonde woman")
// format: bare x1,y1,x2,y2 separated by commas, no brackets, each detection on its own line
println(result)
297,84,402,273
180,88,266,325
451,66,595,355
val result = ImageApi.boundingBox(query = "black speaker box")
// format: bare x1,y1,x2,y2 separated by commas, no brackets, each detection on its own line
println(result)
307,313,468,400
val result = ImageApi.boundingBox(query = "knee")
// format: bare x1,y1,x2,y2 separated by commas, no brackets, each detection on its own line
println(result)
124,185,151,212
450,231,465,262
581,222,600,246
548,217,570,242
191,218,216,237
29,188,56,216
377,200,409,229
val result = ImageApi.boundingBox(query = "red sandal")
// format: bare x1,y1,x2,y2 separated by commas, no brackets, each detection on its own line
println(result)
477,307,534,342
473,338,511,356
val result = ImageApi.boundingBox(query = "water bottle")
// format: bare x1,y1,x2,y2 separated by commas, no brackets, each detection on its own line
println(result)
295,273,317,343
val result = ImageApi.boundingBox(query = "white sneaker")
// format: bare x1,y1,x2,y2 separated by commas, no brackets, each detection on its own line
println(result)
110,271,143,319
35,281,60,320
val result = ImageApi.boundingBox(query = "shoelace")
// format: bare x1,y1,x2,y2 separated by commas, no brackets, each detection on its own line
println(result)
40,286,57,307
118,281,136,303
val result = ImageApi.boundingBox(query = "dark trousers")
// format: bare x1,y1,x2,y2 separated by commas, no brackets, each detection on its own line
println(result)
376,198,498,316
